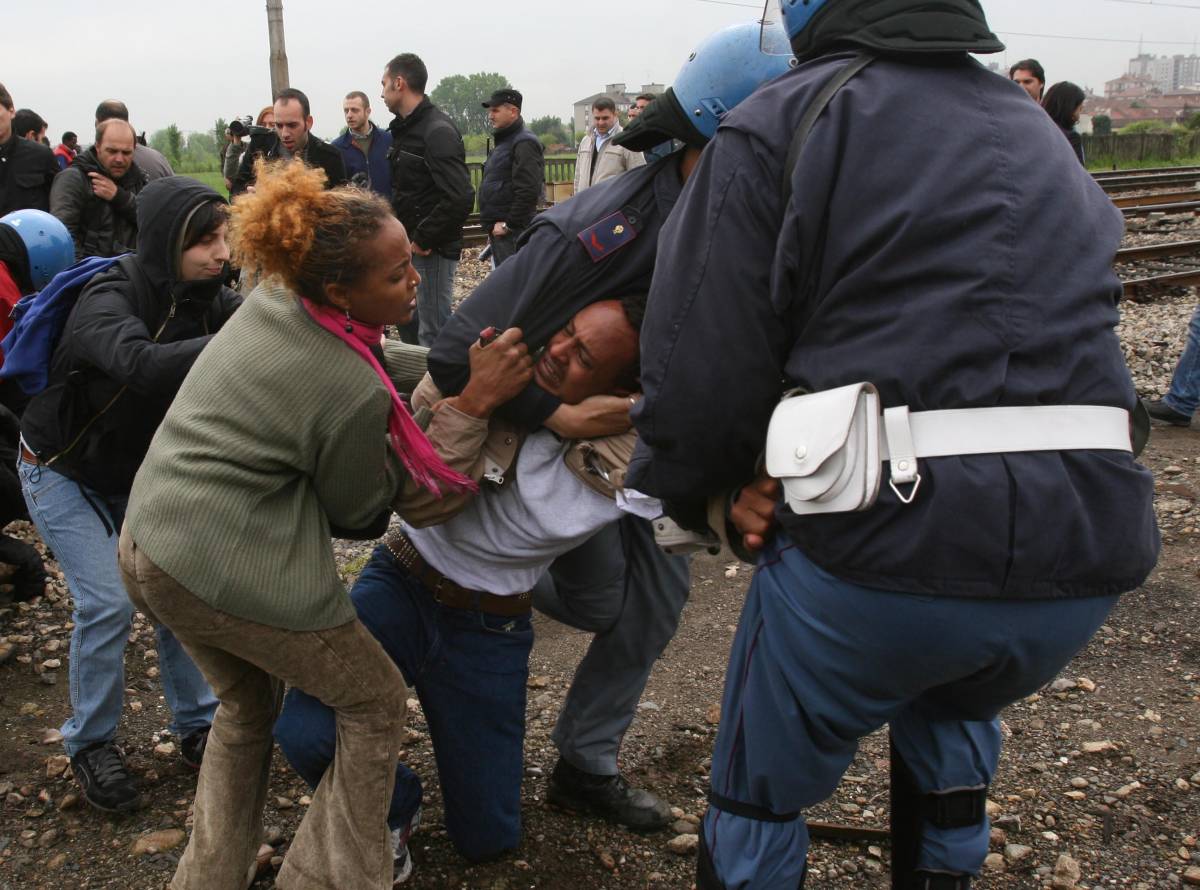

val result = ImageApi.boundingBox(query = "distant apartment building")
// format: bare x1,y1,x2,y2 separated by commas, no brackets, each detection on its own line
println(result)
1105,73,1157,99
1128,52,1200,93
572,82,666,136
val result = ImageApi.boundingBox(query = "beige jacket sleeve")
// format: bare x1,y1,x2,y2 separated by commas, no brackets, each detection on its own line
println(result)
391,374,490,527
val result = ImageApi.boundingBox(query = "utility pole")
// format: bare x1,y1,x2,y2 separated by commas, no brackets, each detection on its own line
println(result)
266,0,290,99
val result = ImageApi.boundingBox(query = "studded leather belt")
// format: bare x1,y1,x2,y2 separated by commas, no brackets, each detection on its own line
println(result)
383,531,532,617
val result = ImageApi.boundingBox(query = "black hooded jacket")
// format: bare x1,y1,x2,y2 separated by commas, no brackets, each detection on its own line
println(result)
22,176,242,495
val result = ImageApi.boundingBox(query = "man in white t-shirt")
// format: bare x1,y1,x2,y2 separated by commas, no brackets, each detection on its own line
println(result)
275,296,655,878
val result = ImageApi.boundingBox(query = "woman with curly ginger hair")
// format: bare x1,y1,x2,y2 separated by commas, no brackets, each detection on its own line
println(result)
117,160,532,890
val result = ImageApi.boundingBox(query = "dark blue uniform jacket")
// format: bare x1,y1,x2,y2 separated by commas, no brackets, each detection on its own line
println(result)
628,53,1160,600
428,154,682,427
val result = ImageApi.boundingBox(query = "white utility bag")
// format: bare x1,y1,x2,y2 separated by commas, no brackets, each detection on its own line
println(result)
766,383,1133,516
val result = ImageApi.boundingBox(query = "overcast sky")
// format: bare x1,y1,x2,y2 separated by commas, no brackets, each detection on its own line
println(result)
5,0,1199,142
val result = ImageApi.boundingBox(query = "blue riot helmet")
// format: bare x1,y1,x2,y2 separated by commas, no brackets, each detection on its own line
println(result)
0,210,74,291
766,0,831,46
614,20,795,153
673,19,796,142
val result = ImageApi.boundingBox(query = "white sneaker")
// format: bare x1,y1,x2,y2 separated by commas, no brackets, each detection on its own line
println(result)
653,516,721,556
391,805,421,886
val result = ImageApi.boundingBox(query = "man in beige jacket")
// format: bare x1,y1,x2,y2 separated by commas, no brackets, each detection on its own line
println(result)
573,97,645,193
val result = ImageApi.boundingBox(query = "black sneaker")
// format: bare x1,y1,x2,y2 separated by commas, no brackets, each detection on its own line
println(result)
547,758,672,831
1144,398,1194,427
180,727,210,771
71,741,141,812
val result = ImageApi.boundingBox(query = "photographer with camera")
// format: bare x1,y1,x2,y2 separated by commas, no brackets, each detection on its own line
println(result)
229,89,346,197
221,120,248,192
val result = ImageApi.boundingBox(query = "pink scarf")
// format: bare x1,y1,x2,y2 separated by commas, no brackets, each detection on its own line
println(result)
300,298,477,497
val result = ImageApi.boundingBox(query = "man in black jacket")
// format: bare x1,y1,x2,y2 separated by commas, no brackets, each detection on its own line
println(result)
230,88,347,197
380,53,475,346
479,89,544,268
50,119,148,261
0,83,60,217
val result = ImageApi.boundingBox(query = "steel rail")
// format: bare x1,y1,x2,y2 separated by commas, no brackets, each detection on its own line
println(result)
1115,240,1200,262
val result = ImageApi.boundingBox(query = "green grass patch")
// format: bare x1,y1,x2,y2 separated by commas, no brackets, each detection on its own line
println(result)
183,170,228,197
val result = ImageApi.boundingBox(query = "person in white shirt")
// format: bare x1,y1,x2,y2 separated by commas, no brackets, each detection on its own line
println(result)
275,296,657,879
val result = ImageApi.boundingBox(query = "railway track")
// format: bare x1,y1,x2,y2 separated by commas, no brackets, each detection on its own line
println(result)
1115,239,1200,297
1097,169,1200,195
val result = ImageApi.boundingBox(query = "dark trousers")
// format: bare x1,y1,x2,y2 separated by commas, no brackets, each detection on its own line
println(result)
275,545,534,863
488,231,521,268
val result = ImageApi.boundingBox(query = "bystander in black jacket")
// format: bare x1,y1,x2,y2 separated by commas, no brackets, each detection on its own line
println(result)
49,147,149,260
478,117,544,233
0,133,62,216
22,177,242,495
229,132,347,196
387,97,475,259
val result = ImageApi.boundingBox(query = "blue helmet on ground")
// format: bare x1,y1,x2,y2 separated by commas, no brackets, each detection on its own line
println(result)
0,210,74,291
614,20,795,152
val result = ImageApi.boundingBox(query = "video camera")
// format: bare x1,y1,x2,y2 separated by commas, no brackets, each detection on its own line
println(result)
229,116,272,141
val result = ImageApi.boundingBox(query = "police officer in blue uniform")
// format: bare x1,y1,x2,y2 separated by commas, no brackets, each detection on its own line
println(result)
427,22,795,830
627,1,1161,887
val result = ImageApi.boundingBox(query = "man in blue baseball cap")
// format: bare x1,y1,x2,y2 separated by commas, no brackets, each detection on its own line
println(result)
479,88,544,267
627,1,1159,888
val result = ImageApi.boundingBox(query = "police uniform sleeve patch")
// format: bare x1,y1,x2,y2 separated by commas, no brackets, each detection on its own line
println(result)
577,211,638,263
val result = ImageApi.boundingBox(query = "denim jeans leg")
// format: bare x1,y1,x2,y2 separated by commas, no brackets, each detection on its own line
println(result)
413,253,459,347
419,606,532,861
154,622,219,738
19,461,215,754
1164,302,1200,417
19,462,133,755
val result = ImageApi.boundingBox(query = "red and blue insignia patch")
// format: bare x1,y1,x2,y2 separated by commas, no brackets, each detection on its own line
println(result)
577,211,638,263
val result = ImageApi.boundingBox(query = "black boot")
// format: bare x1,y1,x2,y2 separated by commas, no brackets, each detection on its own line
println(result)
547,757,673,831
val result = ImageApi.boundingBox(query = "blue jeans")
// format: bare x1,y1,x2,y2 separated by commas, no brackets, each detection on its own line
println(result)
1165,302,1200,417
19,460,216,755
703,539,1117,888
413,253,459,347
275,545,533,862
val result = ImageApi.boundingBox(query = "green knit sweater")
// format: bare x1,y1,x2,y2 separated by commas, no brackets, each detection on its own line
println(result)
127,281,428,631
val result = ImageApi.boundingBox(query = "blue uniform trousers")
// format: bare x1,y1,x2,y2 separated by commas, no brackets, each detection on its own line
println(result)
535,515,691,775
274,545,533,863
704,539,1117,888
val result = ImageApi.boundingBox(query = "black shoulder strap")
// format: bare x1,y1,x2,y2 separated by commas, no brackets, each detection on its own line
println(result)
780,52,875,204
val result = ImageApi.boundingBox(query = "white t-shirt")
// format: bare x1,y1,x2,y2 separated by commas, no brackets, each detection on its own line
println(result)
404,430,659,596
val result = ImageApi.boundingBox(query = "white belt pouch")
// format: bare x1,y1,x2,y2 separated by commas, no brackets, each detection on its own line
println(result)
765,383,1132,516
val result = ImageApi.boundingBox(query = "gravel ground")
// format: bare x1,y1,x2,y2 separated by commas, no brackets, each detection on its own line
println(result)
0,253,1197,890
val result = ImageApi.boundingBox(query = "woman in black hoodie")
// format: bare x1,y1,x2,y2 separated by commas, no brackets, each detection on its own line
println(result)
18,176,241,813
